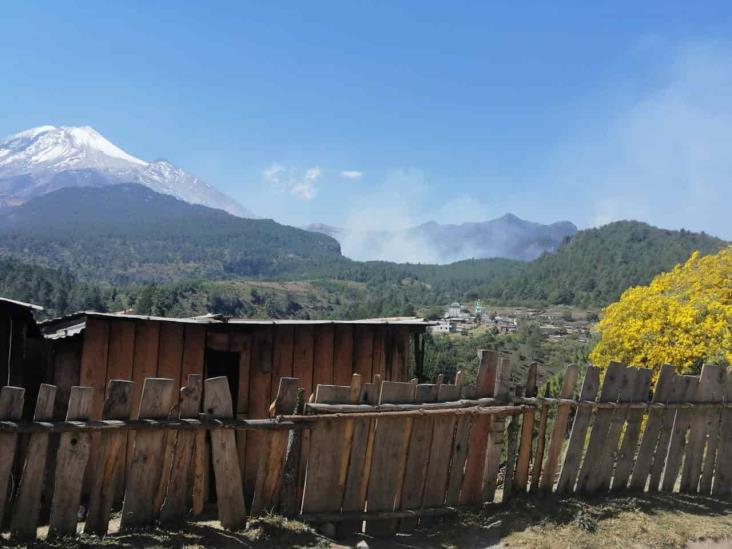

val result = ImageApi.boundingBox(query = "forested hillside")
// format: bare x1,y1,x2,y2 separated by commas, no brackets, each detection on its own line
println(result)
0,183,342,283
473,221,727,306
0,184,724,320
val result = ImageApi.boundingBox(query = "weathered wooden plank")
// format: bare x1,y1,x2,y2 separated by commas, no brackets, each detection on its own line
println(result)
121,377,176,529
365,380,416,535
191,430,207,516
530,385,552,493
181,325,206,380
514,363,538,492
399,382,438,530
445,411,472,505
251,377,299,515
333,325,354,386
244,327,273,495
339,377,381,535
230,331,251,486
84,380,134,536
154,323,186,513
48,386,94,537
460,350,497,505
372,326,387,381
79,317,110,420
157,323,185,388
313,324,335,388
10,384,56,539
629,365,677,491
540,364,580,492
555,367,601,493
661,375,699,492
160,374,203,523
272,326,295,400
594,366,638,492
130,321,161,418
353,325,374,382
681,364,721,493
106,319,136,381
612,368,653,491
482,355,513,502
576,362,625,494
205,376,246,530
293,325,315,501
206,330,230,352
712,367,732,496
700,367,725,494
0,386,24,529
649,369,688,490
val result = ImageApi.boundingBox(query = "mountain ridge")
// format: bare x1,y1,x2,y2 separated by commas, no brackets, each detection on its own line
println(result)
0,125,252,217
305,214,578,263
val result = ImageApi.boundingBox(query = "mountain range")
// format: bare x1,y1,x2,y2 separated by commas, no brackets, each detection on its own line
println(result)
0,125,251,217
305,215,578,263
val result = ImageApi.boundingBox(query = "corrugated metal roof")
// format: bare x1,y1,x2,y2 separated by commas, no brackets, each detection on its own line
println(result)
0,297,43,311
40,310,433,339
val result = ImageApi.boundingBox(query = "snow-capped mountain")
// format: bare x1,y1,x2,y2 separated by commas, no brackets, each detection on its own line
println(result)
0,125,252,217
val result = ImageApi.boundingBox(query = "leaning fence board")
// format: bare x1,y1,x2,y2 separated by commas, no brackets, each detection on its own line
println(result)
399,382,438,530
514,363,538,492
712,367,732,496
594,366,638,492
612,368,653,491
556,366,601,493
649,370,688,490
85,380,134,536
699,366,725,494
339,378,380,535
460,350,498,505
661,375,699,492
160,374,203,523
48,386,94,537
481,356,512,502
540,364,579,491
576,362,625,494
0,386,24,529
251,377,298,515
629,365,676,491
530,385,552,493
365,380,416,535
10,383,56,539
205,376,246,530
121,377,176,529
681,365,721,493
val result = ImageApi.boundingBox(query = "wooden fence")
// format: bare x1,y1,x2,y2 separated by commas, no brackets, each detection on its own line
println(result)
0,350,731,540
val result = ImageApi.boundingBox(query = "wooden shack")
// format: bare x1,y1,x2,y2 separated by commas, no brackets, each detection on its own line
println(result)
41,313,428,418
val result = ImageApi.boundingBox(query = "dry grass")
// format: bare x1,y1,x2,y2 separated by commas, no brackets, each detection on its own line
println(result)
3,495,732,548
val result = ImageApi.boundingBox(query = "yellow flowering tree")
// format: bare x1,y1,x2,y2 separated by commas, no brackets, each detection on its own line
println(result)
590,246,732,377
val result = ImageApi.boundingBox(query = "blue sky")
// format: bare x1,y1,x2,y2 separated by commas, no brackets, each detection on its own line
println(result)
2,1,732,238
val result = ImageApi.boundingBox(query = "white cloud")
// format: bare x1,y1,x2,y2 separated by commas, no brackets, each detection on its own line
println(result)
340,170,363,179
262,163,321,201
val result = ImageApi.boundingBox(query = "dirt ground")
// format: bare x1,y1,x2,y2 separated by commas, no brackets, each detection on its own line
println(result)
3,494,732,548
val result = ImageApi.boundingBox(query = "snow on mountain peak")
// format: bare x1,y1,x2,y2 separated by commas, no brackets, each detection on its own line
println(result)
0,125,252,217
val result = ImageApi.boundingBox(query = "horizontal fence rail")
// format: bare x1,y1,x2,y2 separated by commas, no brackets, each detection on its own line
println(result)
0,350,730,540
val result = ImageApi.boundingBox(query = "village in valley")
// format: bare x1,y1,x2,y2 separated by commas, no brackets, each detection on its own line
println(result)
427,300,595,344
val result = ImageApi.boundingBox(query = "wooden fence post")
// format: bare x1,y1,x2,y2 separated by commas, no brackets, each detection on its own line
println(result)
48,386,94,537
11,383,56,539
121,377,176,529
481,355,512,502
556,367,600,494
0,386,24,529
251,377,298,515
204,376,247,530
540,364,579,492
160,374,203,523
85,379,134,536
514,363,538,493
